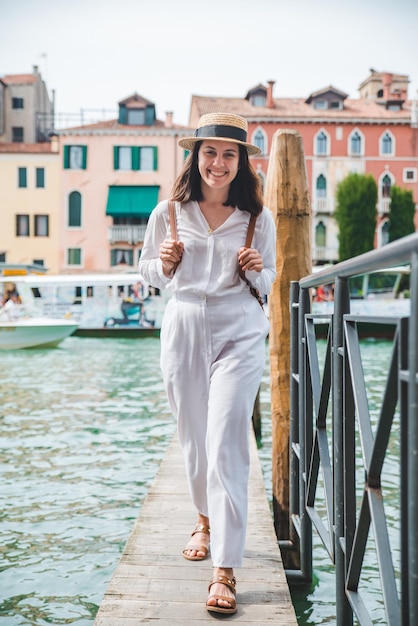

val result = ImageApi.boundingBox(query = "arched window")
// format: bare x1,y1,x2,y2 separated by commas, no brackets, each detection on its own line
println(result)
253,129,265,154
316,131,327,155
381,221,390,246
350,131,362,155
68,191,82,227
381,132,392,155
315,221,326,248
316,174,327,198
382,174,391,198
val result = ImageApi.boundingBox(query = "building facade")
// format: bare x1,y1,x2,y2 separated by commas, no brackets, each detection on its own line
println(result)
0,140,61,272
58,94,190,273
0,66,54,144
189,70,418,263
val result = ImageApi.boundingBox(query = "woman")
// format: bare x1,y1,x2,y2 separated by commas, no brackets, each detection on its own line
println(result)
138,112,276,615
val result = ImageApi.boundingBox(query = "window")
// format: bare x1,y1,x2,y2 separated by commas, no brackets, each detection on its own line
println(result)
382,174,391,198
113,146,158,171
12,127,24,142
314,100,327,110
403,168,417,183
33,259,44,267
111,249,134,266
127,109,145,125
251,94,266,107
380,132,393,155
316,175,327,198
34,215,49,237
350,131,362,155
64,145,87,169
16,214,30,236
140,147,157,171
315,222,326,248
36,168,45,188
316,131,328,155
68,191,82,227
117,147,132,170
0,253,6,263
253,129,265,154
18,167,27,188
12,97,24,109
67,248,82,266
329,101,342,110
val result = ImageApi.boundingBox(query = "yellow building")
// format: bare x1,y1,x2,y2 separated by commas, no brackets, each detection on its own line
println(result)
0,140,61,272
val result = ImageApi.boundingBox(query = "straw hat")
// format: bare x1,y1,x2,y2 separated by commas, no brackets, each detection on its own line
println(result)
179,112,261,156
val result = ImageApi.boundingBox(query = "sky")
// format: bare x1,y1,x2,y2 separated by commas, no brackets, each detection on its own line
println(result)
1,0,417,127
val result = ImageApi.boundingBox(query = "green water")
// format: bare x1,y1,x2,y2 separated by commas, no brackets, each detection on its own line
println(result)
0,337,397,625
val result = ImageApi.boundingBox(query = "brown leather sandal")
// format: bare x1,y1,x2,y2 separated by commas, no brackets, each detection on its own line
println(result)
182,523,210,561
206,575,237,614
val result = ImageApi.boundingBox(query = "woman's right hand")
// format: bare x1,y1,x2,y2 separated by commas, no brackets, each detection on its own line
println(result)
160,239,184,277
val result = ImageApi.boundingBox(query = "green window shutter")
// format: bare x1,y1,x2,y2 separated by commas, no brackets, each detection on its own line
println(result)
132,147,140,170
18,167,27,187
118,105,127,124
68,191,82,227
64,146,70,169
82,146,87,169
36,168,45,188
153,147,158,171
113,147,119,170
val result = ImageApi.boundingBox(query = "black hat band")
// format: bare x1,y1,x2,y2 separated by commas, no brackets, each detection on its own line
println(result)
195,124,247,143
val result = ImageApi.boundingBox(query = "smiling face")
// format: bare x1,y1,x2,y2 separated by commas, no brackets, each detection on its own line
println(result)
197,140,240,193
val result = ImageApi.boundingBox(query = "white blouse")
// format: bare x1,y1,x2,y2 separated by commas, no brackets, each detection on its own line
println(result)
138,200,276,298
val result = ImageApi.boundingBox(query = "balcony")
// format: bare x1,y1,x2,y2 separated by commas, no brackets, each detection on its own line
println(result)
314,198,332,214
378,197,391,216
313,246,339,263
108,225,147,244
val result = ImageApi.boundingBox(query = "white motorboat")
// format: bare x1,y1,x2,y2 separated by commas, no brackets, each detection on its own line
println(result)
0,316,79,350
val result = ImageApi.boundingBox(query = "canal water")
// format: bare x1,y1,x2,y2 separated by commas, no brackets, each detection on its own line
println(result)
0,336,397,625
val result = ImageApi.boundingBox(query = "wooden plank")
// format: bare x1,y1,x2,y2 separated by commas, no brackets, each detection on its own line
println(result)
93,432,298,624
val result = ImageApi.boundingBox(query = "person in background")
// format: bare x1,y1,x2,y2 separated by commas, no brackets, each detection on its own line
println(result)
0,291,23,321
138,113,276,615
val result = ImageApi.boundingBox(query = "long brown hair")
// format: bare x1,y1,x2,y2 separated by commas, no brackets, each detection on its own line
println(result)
171,142,263,216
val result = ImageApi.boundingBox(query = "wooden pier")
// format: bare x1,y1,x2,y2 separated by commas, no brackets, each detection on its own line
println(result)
93,432,298,625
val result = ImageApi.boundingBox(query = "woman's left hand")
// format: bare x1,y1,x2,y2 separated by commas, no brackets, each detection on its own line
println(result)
238,247,264,272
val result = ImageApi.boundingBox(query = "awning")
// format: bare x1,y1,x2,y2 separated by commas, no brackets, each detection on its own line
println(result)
106,185,159,217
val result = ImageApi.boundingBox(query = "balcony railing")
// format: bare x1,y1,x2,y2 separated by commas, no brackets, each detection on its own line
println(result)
379,197,391,215
313,246,339,262
315,198,332,213
108,225,147,244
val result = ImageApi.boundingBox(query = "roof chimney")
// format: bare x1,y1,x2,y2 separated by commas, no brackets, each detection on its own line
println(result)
267,80,275,108
382,72,393,100
165,111,173,128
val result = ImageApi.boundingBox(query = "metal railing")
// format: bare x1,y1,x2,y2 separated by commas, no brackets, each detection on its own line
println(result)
288,232,418,625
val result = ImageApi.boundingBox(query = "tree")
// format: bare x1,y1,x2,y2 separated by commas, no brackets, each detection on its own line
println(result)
388,185,416,242
334,173,377,261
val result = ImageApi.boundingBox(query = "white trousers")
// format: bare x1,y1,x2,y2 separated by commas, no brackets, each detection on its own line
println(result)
160,292,270,568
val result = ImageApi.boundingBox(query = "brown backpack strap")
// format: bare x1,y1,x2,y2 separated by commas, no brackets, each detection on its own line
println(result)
245,214,257,248
168,200,177,240
238,214,264,308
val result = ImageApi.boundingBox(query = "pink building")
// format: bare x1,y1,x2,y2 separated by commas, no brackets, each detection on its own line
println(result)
58,94,191,273
189,70,418,263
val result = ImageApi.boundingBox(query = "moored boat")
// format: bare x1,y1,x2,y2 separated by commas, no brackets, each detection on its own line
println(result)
0,316,79,350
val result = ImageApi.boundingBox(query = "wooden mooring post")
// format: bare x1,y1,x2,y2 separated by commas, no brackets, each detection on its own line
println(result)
264,130,312,567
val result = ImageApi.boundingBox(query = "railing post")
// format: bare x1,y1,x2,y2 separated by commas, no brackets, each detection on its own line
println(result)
408,251,418,625
298,285,313,581
332,276,353,625
289,281,301,565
